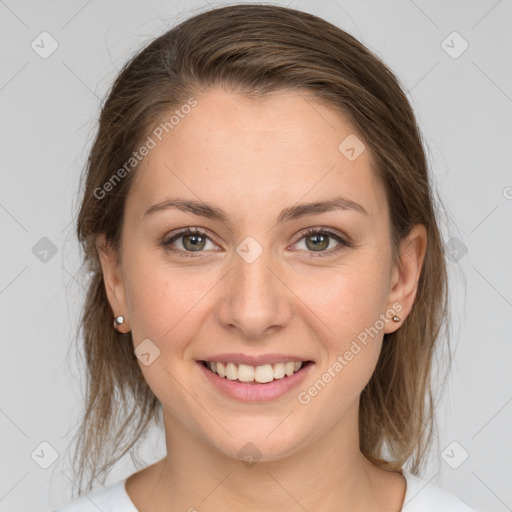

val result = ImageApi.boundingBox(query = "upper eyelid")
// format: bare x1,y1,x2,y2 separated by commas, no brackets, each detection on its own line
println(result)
165,226,349,249
166,227,220,246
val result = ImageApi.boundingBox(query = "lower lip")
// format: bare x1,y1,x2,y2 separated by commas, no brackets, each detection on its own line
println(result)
197,361,315,402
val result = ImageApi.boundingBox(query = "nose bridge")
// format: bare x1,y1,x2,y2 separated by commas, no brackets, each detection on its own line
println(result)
217,237,291,338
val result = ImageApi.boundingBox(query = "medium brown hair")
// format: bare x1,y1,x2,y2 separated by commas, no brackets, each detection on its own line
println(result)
72,3,450,496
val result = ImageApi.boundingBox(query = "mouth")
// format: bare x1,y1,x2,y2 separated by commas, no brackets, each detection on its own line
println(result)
199,360,315,385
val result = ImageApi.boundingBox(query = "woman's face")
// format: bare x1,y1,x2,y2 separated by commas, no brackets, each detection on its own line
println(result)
99,88,425,462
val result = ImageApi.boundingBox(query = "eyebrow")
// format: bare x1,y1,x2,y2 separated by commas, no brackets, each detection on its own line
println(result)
143,196,368,224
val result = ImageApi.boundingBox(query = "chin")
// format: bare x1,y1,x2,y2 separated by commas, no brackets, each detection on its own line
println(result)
203,420,308,464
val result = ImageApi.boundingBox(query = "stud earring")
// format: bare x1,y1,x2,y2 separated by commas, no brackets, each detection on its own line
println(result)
392,315,401,322
113,315,125,329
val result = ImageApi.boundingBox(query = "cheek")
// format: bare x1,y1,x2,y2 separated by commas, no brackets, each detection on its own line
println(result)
123,252,218,342
122,255,214,415
291,258,388,397
295,266,387,420
292,257,390,340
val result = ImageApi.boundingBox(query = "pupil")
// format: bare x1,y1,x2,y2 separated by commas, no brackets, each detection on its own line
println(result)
307,234,328,251
185,234,205,251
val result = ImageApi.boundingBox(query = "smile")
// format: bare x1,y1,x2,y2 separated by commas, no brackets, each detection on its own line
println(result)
200,360,313,383
197,359,315,401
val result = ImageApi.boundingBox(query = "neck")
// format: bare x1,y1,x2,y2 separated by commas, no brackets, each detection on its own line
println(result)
129,401,406,511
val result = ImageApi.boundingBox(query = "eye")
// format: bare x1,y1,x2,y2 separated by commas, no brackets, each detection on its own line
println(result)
161,226,352,259
162,227,218,257
290,227,351,256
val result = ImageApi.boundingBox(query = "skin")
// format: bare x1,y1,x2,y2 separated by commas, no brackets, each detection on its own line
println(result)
97,88,427,511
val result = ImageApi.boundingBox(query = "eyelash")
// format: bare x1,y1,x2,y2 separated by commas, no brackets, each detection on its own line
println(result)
161,226,352,258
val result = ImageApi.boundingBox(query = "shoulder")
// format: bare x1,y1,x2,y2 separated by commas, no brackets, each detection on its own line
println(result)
402,470,479,511
52,478,137,512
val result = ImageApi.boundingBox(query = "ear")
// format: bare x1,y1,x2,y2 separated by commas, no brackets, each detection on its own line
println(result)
383,224,427,334
96,233,130,333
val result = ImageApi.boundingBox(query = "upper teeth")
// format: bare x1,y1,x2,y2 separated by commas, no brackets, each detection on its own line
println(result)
207,361,303,383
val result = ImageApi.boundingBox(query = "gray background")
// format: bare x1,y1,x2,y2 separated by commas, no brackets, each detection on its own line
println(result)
1,0,511,510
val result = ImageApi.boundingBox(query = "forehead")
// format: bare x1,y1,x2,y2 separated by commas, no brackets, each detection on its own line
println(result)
126,88,386,223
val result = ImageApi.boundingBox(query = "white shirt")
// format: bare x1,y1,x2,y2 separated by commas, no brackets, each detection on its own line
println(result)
52,469,479,511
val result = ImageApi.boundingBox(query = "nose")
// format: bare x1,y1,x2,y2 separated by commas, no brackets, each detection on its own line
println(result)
215,244,293,340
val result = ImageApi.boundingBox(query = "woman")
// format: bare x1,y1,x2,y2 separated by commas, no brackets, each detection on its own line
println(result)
54,4,478,511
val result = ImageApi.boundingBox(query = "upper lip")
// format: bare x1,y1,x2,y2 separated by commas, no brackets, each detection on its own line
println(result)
199,353,314,366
